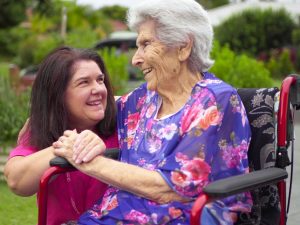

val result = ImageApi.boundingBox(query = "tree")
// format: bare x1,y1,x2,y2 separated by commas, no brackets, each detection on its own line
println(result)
99,5,128,22
0,0,28,28
214,8,297,56
196,0,229,9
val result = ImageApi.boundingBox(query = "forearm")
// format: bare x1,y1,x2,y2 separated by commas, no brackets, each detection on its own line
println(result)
75,156,188,204
4,147,56,196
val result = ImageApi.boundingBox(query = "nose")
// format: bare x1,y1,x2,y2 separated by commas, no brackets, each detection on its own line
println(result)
91,81,104,95
132,48,143,67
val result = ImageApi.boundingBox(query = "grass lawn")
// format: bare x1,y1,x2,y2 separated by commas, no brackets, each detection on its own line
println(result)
0,180,37,225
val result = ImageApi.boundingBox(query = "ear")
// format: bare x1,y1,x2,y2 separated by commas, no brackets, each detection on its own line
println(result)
178,38,193,62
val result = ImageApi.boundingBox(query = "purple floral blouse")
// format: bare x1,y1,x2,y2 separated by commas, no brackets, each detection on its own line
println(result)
78,72,252,225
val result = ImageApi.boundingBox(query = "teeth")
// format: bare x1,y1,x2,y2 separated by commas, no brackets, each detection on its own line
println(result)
87,100,101,106
143,68,152,75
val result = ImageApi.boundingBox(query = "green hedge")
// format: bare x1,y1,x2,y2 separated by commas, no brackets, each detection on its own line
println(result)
214,8,296,56
0,64,30,150
210,42,274,88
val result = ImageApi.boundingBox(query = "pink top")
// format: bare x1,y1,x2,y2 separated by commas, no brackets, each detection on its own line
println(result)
9,131,119,225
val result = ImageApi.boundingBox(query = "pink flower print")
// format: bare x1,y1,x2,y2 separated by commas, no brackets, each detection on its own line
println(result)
127,136,134,149
175,152,189,164
106,195,118,211
222,141,248,168
168,207,183,219
148,137,162,153
146,119,154,131
198,106,222,130
171,158,211,188
137,96,146,110
146,103,156,118
144,163,156,171
120,93,130,109
126,112,140,131
180,103,203,134
95,193,118,216
158,123,178,140
124,210,150,224
137,158,146,166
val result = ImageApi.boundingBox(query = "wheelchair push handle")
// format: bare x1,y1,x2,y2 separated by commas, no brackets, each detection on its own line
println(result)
49,148,120,168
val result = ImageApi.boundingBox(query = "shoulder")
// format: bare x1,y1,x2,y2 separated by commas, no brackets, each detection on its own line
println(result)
117,83,148,104
200,72,236,94
196,72,238,103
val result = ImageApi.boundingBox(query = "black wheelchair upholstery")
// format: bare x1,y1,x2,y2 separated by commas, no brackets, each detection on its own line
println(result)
236,87,280,225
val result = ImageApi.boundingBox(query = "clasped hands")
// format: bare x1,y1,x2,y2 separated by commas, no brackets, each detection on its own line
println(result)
53,130,106,164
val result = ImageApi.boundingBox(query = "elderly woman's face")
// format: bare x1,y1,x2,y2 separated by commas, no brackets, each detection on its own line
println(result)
132,20,181,91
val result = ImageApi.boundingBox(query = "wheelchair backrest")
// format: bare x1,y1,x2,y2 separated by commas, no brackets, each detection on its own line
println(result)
237,87,280,225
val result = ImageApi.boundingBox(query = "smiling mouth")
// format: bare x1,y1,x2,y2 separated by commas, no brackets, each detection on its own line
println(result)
142,68,152,76
86,100,101,106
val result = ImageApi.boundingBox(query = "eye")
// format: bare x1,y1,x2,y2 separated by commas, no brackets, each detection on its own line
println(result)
78,80,88,85
143,41,150,49
97,75,105,84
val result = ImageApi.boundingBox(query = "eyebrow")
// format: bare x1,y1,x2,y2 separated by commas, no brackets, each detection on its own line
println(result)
73,73,104,82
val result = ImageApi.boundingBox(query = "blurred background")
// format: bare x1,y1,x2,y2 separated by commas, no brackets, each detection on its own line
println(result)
0,0,300,224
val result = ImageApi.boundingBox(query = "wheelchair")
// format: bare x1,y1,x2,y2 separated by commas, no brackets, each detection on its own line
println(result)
39,74,300,225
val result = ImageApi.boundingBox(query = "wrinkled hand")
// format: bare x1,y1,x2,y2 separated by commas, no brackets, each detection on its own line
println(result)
73,130,106,164
53,130,78,164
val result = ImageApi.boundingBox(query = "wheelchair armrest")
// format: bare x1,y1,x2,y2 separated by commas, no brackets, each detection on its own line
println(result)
49,148,120,168
190,168,288,225
203,167,288,198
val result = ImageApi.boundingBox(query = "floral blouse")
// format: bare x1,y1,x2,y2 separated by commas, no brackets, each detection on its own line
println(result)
78,72,252,225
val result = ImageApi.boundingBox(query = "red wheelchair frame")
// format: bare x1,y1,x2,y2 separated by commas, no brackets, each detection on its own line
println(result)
38,75,300,225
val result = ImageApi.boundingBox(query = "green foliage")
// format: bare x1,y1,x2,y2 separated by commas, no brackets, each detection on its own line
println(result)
100,5,128,22
210,42,273,88
99,48,129,95
15,33,63,68
214,8,296,56
0,180,37,225
0,64,30,147
0,0,28,28
64,27,99,49
0,27,30,58
292,28,300,46
196,0,229,9
265,49,296,79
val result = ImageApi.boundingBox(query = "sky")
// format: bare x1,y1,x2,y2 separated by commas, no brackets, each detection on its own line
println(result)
76,0,137,9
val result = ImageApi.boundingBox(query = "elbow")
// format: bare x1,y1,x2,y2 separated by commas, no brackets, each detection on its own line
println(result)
4,166,31,197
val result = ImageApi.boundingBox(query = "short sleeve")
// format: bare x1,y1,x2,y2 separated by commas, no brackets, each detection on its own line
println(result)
8,131,37,159
156,85,251,198
9,145,37,159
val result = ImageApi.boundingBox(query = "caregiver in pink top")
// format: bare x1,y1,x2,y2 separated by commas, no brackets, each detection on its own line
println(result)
4,46,118,225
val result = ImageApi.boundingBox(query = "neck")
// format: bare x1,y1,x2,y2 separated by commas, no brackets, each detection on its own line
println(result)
157,67,202,119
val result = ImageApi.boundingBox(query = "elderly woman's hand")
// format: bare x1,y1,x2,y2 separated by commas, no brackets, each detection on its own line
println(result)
53,130,78,163
72,130,106,164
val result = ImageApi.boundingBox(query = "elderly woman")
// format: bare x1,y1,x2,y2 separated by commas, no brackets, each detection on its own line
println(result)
54,0,252,224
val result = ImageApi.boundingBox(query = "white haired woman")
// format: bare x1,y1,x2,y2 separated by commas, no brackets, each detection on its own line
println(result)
54,0,252,224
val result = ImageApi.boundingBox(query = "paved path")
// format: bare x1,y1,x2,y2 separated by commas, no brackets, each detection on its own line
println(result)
286,110,300,225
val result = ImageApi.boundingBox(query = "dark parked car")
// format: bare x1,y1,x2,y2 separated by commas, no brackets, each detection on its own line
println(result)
94,31,141,80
